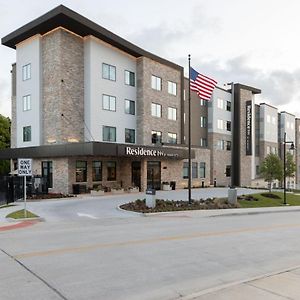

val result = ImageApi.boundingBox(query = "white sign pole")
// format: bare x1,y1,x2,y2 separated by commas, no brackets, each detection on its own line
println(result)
24,176,27,218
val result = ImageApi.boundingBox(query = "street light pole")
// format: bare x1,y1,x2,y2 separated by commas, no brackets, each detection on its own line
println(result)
283,132,287,205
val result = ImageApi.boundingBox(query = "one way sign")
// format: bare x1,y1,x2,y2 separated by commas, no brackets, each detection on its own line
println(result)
18,159,32,176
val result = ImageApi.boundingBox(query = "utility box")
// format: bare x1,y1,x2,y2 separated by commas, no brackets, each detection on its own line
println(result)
228,187,237,205
146,189,156,208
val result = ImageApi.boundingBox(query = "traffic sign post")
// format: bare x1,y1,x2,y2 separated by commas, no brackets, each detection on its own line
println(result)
18,159,32,218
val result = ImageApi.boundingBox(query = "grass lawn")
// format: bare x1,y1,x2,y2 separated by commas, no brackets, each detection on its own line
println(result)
6,209,39,219
238,192,300,208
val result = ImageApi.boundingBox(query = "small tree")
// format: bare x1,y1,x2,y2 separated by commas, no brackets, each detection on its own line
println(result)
0,114,11,176
285,152,296,189
260,153,283,192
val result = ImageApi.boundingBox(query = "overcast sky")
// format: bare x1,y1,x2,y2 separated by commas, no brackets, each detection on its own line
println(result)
1,0,300,118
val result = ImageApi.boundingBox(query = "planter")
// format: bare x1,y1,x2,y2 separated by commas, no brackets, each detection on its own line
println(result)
128,187,139,193
162,184,172,191
111,188,124,194
90,190,105,196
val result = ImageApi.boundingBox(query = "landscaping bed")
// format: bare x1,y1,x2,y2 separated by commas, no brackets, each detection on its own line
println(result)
27,193,74,200
120,198,240,213
6,209,39,219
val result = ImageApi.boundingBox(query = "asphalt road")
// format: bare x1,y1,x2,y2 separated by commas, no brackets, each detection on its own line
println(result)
1,188,300,300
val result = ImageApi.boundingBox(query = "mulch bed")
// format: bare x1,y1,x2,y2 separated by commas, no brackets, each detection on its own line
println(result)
27,193,75,200
120,198,240,213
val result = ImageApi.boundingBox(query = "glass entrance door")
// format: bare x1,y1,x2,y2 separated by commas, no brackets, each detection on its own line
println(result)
131,161,141,190
147,161,161,190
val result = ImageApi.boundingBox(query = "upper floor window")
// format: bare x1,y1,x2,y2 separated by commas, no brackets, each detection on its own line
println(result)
168,81,177,96
200,116,207,128
103,126,116,142
151,75,161,91
217,98,224,109
23,126,31,142
152,130,162,144
168,132,177,144
125,99,135,115
102,63,116,81
125,70,135,86
226,141,231,151
226,121,231,131
22,64,31,81
168,107,177,121
200,99,208,106
225,165,231,177
217,119,224,130
200,138,207,147
23,95,31,111
125,128,135,144
217,140,225,150
267,115,271,123
226,101,231,111
151,103,162,118
102,94,116,111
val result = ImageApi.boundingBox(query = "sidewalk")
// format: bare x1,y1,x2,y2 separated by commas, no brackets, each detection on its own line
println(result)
183,266,300,300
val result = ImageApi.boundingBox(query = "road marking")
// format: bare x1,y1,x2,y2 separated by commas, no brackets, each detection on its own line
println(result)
14,222,300,259
77,213,98,219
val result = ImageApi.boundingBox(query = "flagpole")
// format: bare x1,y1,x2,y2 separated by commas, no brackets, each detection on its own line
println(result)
188,54,192,204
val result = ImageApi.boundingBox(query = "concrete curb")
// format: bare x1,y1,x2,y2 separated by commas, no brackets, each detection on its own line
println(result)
180,264,300,299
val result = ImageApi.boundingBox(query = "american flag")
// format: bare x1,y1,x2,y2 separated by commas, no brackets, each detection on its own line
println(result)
190,67,217,101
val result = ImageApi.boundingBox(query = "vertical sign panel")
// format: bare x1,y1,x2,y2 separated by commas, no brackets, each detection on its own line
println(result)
245,101,252,155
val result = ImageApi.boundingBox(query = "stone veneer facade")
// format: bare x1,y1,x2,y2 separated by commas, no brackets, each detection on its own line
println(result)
42,28,84,145
136,57,183,146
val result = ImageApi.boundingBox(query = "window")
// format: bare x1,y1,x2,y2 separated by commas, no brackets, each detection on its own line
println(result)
151,103,162,117
23,126,31,142
226,121,231,131
102,63,116,81
225,165,231,177
272,116,276,125
125,128,135,143
103,126,116,142
199,162,206,178
192,162,198,178
168,132,177,144
107,161,116,181
152,130,162,144
256,165,260,176
291,123,294,130
102,94,116,111
200,99,208,106
217,119,224,130
168,107,177,120
151,75,161,91
125,99,135,115
226,101,231,111
217,98,224,109
125,70,135,86
267,146,270,154
23,95,31,111
22,63,31,81
76,161,87,182
226,141,231,151
183,162,189,179
183,89,186,101
183,113,186,124
200,138,207,147
267,115,271,123
200,116,207,128
42,161,53,188
168,81,177,95
92,161,102,181
217,140,225,150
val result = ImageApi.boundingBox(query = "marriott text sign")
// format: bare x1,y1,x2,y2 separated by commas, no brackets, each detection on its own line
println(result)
245,101,252,155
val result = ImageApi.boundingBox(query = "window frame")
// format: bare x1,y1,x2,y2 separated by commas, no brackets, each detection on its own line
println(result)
151,130,162,144
23,94,31,111
167,81,177,96
107,161,117,181
125,70,135,86
168,107,177,121
102,63,116,81
76,160,87,182
151,103,162,118
92,161,102,182
125,128,135,144
124,99,135,115
22,63,31,81
23,126,31,142
102,94,116,112
103,126,116,142
151,75,162,91
167,132,177,144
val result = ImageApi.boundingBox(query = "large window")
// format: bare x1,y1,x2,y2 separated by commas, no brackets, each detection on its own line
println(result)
107,161,116,181
168,132,177,144
125,128,135,143
102,63,116,81
103,126,116,142
92,161,102,181
226,121,231,131
76,161,87,182
152,130,162,144
217,140,225,150
23,95,31,111
199,162,206,178
125,70,135,86
200,116,207,128
125,99,135,115
102,94,116,111
217,98,224,109
200,138,207,147
168,107,177,120
225,165,231,177
23,126,31,142
151,103,162,118
42,161,53,188
226,141,232,151
226,101,231,111
22,63,31,81
217,119,224,130
168,81,177,95
183,162,189,179
151,75,161,91
192,162,198,179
